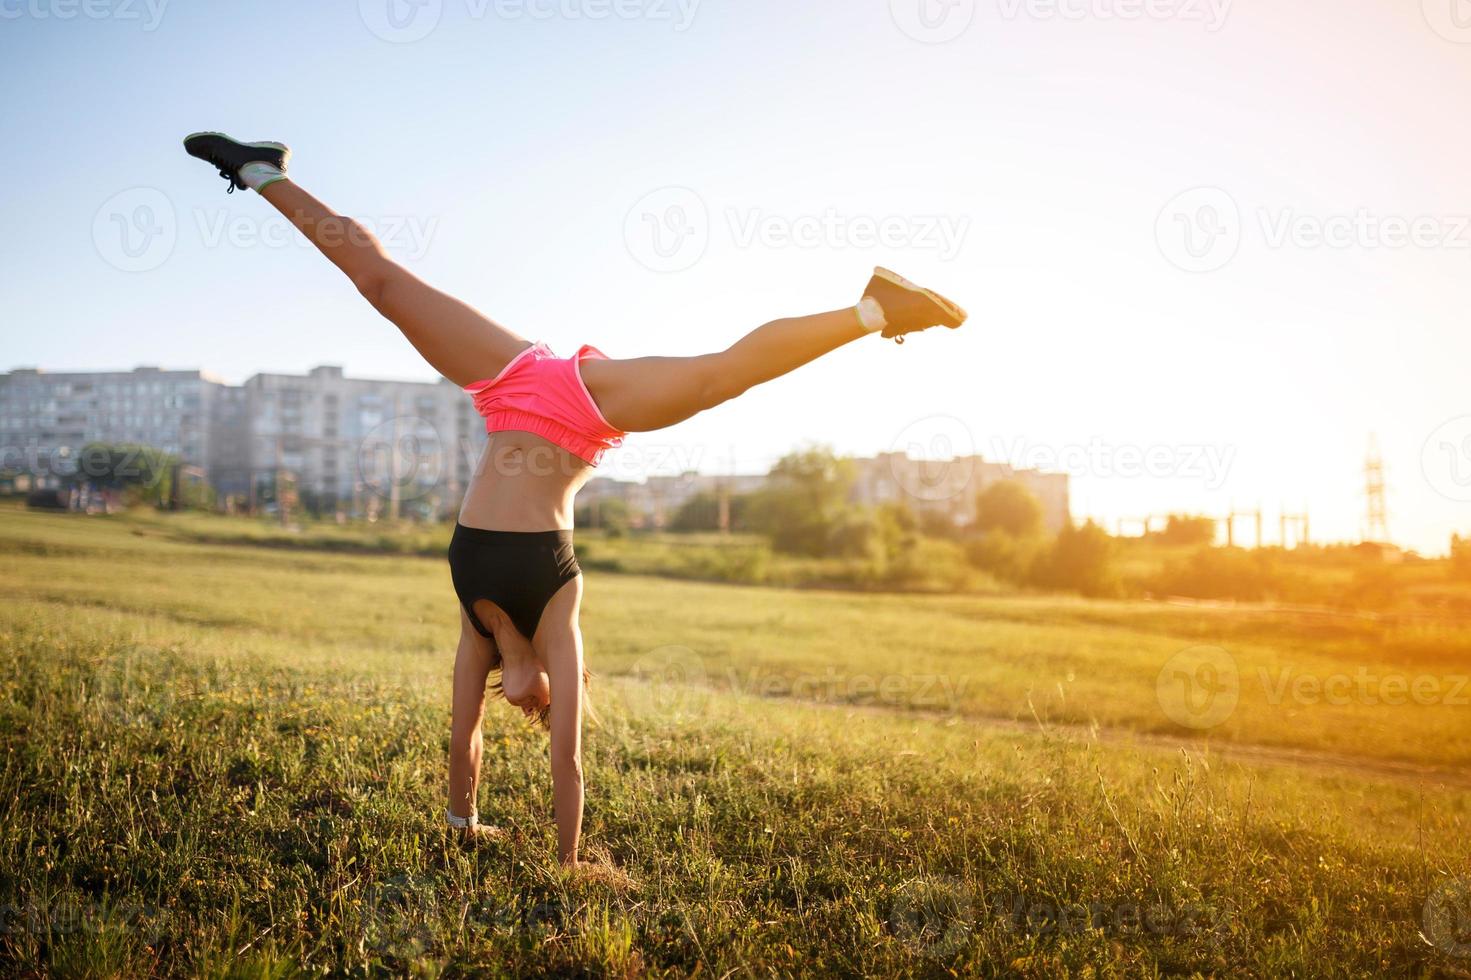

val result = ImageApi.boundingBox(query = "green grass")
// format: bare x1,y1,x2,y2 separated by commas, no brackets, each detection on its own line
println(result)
2,507,1470,976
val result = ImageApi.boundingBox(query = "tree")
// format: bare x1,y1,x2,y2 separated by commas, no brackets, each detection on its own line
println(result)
1157,514,1217,547
746,446,855,556
670,491,749,532
71,442,176,508
1452,534,1471,582
576,497,631,536
975,481,1044,538
1037,520,1121,598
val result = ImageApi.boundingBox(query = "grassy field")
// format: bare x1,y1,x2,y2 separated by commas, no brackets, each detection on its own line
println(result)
2,507,1470,976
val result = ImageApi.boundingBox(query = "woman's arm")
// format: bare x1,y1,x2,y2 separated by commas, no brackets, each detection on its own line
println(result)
546,627,585,865
448,609,496,829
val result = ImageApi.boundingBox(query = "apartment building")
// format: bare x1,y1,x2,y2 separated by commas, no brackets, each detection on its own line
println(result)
0,367,227,488
851,452,1071,532
582,455,1070,532
0,365,485,517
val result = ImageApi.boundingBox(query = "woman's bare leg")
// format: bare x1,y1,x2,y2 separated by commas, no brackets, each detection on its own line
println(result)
257,179,530,387
580,307,865,432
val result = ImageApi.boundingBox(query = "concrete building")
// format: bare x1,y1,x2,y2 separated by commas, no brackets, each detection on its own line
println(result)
239,366,483,518
2,365,1069,528
0,367,228,489
580,472,768,529
582,454,1070,532
851,452,1071,532
0,364,485,518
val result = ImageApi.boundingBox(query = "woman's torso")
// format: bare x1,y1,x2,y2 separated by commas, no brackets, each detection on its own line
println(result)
457,429,594,531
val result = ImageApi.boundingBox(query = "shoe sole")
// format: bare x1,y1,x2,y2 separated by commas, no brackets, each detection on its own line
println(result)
872,266,967,326
182,131,291,166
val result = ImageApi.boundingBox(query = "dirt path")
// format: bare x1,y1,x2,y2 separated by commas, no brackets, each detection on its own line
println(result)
628,676,1471,791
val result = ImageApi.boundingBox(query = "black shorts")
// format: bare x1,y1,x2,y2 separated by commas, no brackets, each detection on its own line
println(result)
447,523,580,642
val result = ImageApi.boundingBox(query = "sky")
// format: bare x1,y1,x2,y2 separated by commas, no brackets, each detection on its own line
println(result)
2,0,1469,554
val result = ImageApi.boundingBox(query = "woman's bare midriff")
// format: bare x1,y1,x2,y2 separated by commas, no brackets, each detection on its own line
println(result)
457,429,595,531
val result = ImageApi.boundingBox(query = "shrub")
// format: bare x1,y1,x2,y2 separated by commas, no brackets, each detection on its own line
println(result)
1151,546,1277,602
965,530,1046,585
1037,521,1122,598
975,481,1044,538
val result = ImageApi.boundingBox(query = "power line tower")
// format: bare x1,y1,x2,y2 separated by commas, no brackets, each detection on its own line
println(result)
1364,435,1389,543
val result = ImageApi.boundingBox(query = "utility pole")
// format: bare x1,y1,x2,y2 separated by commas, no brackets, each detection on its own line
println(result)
1365,435,1389,543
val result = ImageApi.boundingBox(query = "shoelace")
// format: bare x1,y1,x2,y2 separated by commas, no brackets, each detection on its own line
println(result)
203,152,237,193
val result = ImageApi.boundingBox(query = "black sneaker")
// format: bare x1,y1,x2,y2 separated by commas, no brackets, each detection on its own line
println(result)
183,131,290,193
862,267,967,342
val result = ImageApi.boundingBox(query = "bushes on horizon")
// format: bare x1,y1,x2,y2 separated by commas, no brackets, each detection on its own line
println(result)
1150,546,1278,602
745,447,856,557
669,491,751,532
575,496,631,536
965,530,1046,585
1155,514,1218,547
1452,534,1471,582
1035,520,1123,598
975,480,1044,538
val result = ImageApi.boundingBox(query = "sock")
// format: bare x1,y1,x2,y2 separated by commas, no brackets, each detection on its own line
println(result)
855,296,888,333
239,162,287,193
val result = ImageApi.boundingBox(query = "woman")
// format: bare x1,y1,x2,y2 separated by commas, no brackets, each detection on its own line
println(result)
183,132,968,868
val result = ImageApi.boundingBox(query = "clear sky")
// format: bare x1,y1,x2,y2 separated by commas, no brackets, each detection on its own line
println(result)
3,0,1469,553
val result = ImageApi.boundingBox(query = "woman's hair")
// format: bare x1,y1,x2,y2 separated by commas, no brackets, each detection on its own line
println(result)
486,653,595,731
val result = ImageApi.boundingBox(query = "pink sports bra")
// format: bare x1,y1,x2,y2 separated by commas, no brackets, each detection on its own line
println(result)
463,342,626,466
